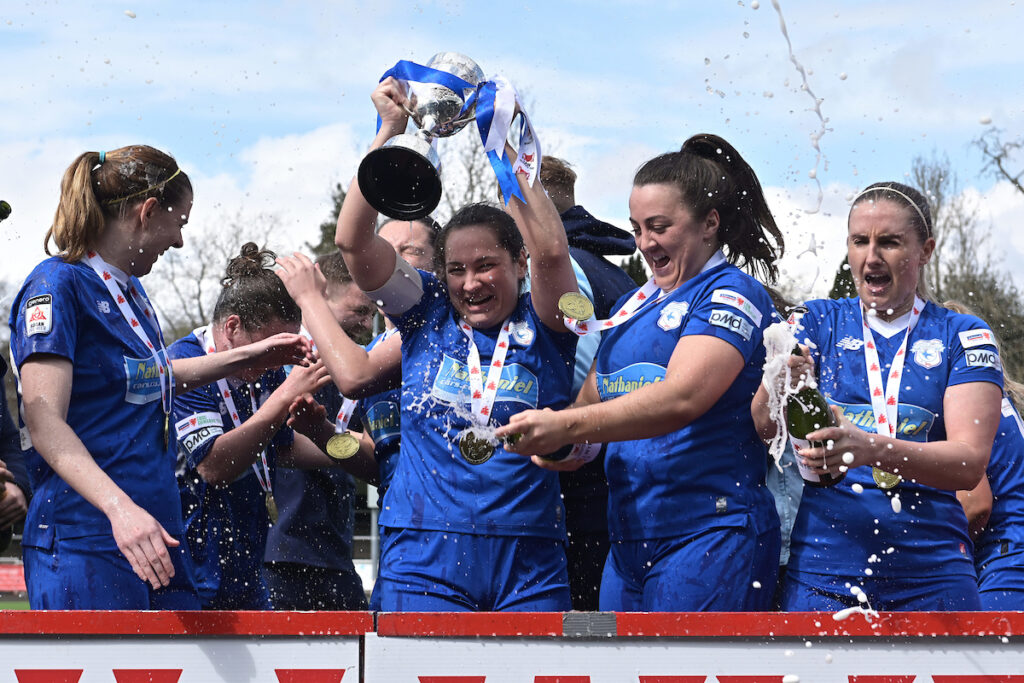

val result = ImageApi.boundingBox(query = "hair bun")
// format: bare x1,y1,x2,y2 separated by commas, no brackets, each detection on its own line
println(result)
222,242,277,286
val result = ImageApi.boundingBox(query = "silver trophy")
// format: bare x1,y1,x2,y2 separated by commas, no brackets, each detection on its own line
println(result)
357,53,485,220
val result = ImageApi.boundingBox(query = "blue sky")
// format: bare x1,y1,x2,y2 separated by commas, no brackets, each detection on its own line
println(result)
2,0,1023,303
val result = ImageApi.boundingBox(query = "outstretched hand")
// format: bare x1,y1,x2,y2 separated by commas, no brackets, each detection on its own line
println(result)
247,333,315,370
287,393,329,438
800,405,878,474
496,409,580,470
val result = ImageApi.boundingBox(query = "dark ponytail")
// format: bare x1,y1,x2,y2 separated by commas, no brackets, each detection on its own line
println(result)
633,134,784,283
211,242,301,331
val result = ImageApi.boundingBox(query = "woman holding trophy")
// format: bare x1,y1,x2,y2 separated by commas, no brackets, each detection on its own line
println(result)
498,135,785,612
335,75,581,611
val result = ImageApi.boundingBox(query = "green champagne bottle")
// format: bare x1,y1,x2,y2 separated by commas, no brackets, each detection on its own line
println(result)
787,346,844,488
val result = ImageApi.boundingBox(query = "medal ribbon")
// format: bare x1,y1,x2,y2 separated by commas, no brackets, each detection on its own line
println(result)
563,278,666,336
83,251,172,417
860,297,924,439
458,318,512,426
469,76,541,206
194,326,272,496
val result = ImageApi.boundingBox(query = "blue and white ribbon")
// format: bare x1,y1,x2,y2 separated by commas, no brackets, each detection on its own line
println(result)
376,60,542,206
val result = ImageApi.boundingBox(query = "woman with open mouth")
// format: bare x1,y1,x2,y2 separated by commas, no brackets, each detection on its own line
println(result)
499,134,785,612
334,77,581,612
753,181,1004,611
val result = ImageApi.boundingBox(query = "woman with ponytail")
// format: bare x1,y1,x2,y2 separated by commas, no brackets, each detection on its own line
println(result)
10,147,310,609
498,134,785,611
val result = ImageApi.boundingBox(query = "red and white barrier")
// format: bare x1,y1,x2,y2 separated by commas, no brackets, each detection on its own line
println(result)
1,611,1023,682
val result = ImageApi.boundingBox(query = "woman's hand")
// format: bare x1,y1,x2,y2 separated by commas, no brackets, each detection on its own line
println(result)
800,405,880,474
280,359,332,400
276,253,327,307
286,393,329,439
107,500,179,589
496,408,571,459
0,482,27,529
786,344,816,392
245,333,314,370
372,77,410,136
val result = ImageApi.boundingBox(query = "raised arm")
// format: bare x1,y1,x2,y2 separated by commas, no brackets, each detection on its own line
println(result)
20,355,178,589
503,149,579,332
276,253,403,399
172,333,312,395
194,361,331,486
957,474,993,541
335,78,412,293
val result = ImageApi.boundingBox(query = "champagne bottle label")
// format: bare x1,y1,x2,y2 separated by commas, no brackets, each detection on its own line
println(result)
790,435,822,483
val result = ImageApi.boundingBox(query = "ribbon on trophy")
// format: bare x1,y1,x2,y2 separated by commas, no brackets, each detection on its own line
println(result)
468,76,542,206
374,59,541,207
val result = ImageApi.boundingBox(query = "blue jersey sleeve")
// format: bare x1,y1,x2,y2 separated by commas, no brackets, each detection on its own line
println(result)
10,261,80,367
168,337,225,470
947,314,1004,390
681,281,773,362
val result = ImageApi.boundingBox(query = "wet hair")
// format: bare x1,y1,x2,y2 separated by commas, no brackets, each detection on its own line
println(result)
539,156,577,203
943,300,1024,409
212,242,301,331
633,134,784,283
316,251,354,286
849,181,935,299
46,145,192,263
432,203,525,276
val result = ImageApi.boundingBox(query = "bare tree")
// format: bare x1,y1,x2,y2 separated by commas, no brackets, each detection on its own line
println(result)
436,129,499,221
976,128,1024,196
910,153,1024,379
147,210,277,340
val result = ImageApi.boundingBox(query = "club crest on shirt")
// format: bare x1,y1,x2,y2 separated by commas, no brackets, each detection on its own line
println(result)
657,301,689,331
835,336,865,351
910,338,944,369
25,294,52,336
509,320,535,347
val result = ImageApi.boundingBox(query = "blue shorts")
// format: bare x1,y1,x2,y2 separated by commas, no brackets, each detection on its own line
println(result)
780,567,981,611
599,519,780,612
376,527,571,612
24,532,200,610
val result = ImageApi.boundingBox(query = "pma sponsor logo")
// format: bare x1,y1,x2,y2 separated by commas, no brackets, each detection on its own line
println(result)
431,355,539,407
709,309,753,341
829,400,936,442
597,362,665,399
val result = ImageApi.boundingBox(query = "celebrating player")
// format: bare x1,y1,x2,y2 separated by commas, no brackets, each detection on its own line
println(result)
753,182,1003,611
333,78,580,612
498,135,785,612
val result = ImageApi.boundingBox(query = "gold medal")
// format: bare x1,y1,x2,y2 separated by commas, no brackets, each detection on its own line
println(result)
163,414,170,451
872,467,902,490
459,432,494,465
265,492,279,524
326,433,360,461
558,292,595,321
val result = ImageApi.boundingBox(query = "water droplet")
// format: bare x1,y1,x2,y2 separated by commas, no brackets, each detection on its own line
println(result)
125,10,137,18
839,72,848,80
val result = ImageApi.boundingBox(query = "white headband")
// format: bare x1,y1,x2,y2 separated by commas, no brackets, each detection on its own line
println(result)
852,186,931,237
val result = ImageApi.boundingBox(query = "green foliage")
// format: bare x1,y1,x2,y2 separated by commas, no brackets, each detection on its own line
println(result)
619,253,649,288
308,182,347,256
828,256,856,300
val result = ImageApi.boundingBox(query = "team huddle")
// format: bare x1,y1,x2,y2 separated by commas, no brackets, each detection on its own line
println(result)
4,77,1021,613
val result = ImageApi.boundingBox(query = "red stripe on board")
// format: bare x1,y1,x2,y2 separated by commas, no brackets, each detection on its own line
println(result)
613,612,1024,638
850,677,916,682
933,677,1024,682
639,678,707,682
275,670,346,683
112,671,182,683
418,678,486,683
379,612,563,637
15,671,82,683
0,610,373,635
